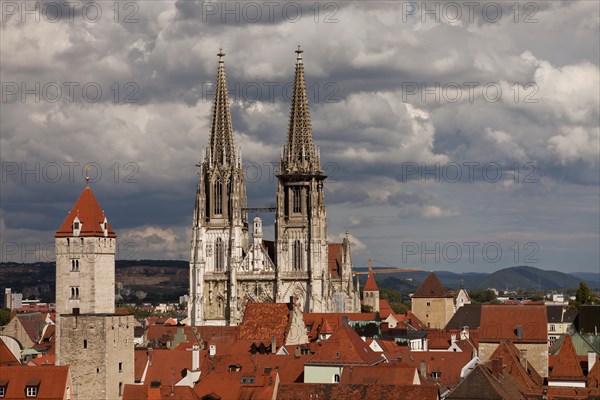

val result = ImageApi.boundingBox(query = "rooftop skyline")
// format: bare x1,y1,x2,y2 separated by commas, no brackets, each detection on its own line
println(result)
1,1,598,273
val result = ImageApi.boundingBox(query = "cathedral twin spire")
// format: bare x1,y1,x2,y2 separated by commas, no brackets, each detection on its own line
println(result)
281,46,321,175
206,46,320,173
206,49,238,168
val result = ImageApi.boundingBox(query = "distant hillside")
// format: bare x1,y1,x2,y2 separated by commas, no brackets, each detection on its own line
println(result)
474,266,587,291
356,265,597,293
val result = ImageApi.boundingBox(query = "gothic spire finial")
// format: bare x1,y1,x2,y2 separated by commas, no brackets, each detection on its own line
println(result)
281,46,320,174
207,48,235,167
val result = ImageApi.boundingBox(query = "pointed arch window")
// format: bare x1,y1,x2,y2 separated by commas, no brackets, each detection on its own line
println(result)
215,238,224,272
213,178,223,215
292,240,302,271
292,186,302,214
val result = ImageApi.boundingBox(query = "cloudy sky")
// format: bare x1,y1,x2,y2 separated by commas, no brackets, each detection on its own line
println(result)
1,1,598,274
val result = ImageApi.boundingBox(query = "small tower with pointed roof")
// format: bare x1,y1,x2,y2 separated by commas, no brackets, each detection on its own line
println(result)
55,180,134,400
411,272,455,329
55,178,116,314
189,49,249,326
362,259,380,312
275,46,329,313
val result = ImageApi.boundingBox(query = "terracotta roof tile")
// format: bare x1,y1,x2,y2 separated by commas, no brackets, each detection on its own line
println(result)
549,334,585,381
123,384,197,400
0,340,20,365
238,303,290,344
479,304,547,343
16,312,46,343
55,185,116,238
587,357,600,388
0,365,69,398
413,272,452,298
490,340,543,391
278,383,438,400
308,323,384,366
328,243,342,277
193,370,277,400
143,349,192,385
447,362,525,400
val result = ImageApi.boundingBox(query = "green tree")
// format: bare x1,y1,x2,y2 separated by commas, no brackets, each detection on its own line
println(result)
361,304,373,313
0,308,11,326
469,289,498,303
576,282,594,305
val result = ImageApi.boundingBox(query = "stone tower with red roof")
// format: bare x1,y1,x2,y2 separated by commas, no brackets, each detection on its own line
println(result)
362,264,380,312
55,181,134,399
55,180,116,314
411,272,455,329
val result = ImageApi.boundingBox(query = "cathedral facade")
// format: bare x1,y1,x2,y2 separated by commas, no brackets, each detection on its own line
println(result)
188,48,360,326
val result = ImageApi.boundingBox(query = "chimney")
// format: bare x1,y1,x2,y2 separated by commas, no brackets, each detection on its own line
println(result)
423,338,428,352
294,346,301,358
271,335,276,354
491,358,502,379
148,347,153,366
516,325,523,339
209,344,216,358
420,360,427,377
519,349,527,369
451,334,457,344
461,326,469,340
588,352,597,373
192,344,200,371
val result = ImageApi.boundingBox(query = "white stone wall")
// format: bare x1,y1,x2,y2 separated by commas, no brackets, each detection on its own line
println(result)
56,314,134,399
55,237,115,315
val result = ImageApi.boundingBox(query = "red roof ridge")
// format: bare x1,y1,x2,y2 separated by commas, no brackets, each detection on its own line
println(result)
550,334,585,381
55,185,116,238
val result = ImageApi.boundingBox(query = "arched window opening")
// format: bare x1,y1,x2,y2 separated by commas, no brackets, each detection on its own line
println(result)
215,238,224,272
292,240,302,271
213,178,223,215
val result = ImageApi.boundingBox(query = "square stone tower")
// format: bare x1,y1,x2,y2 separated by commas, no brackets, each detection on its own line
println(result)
55,180,134,399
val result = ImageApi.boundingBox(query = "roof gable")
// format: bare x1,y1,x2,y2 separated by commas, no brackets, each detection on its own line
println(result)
55,185,116,238
550,334,585,381
308,323,384,366
413,272,451,298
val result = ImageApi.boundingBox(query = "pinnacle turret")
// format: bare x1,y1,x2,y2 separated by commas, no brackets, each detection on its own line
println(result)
280,46,321,174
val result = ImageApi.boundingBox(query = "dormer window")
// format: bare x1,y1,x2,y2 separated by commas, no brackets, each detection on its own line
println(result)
25,380,40,397
73,217,81,236
0,385,6,397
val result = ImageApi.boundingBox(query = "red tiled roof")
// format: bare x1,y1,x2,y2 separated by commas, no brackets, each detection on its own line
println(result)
0,340,19,365
193,370,278,400
479,304,547,343
143,349,192,385
320,319,334,335
412,272,452,298
383,347,473,387
278,383,439,400
0,365,69,398
490,340,543,391
549,334,585,381
448,362,525,399
303,313,376,341
378,299,393,319
16,312,46,343
123,384,196,400
308,323,384,366
328,243,342,277
363,271,378,291
199,340,308,384
238,303,290,344
29,354,56,366
146,325,238,346
55,185,116,237
340,364,418,385
135,349,148,382
587,358,600,388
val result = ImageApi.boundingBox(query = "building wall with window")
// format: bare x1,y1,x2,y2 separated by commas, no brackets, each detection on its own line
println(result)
304,365,343,384
56,314,134,400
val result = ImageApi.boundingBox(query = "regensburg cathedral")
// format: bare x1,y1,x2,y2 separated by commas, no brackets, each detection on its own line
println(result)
188,48,360,326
